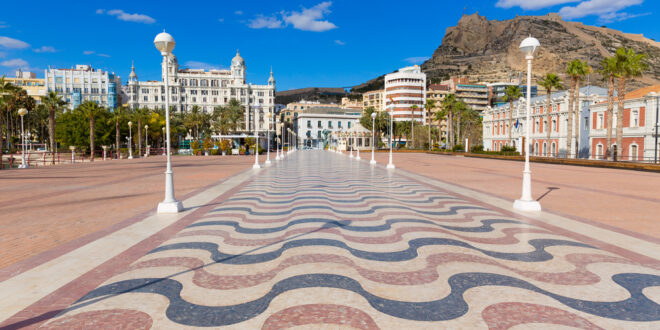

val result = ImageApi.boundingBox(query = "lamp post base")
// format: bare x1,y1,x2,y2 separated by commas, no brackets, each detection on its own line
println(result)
18,164,28,169
128,155,133,159
513,199,541,211
157,200,183,213
253,164,261,169
356,156,361,160
265,159,271,165
386,163,395,169
370,159,376,165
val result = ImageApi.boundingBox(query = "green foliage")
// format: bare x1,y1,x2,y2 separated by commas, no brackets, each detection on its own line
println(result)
470,145,484,153
55,105,113,149
501,145,517,152
191,140,200,150
202,138,212,151
452,144,464,152
219,139,231,152
210,148,219,155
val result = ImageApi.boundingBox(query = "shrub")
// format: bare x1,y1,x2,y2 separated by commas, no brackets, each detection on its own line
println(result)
452,144,464,152
239,147,246,155
219,140,231,152
193,148,201,155
191,140,200,150
202,138,212,151
501,145,517,152
210,149,219,155
470,145,484,153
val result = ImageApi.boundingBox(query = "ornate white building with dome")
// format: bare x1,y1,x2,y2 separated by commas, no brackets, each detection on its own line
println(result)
125,50,276,132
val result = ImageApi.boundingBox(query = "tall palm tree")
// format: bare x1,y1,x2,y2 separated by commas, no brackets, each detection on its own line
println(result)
109,106,128,158
565,59,591,158
78,101,105,161
226,98,245,132
538,73,563,156
502,85,522,146
440,94,457,148
133,107,151,157
0,76,17,167
409,105,418,148
425,99,436,149
613,47,648,161
42,91,68,163
454,100,469,146
599,57,617,160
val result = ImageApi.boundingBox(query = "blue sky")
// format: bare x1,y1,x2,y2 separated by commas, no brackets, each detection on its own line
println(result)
0,0,657,91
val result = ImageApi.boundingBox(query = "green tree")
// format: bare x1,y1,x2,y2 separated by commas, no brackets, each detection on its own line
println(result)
409,105,419,148
502,85,522,146
0,76,17,166
538,73,563,155
439,94,459,148
42,91,68,161
109,106,129,158
613,47,648,160
599,57,617,160
133,107,151,156
424,99,436,149
78,101,106,161
566,59,591,157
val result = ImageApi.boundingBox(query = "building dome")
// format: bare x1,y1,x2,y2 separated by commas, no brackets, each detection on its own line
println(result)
231,50,245,67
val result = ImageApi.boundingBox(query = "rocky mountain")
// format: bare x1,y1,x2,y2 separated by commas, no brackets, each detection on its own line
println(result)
274,87,347,105
421,12,660,91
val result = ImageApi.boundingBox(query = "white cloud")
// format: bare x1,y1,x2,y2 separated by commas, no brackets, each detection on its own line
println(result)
184,61,226,71
559,0,644,21
0,21,8,29
34,46,56,53
235,10,243,15
597,11,651,23
98,9,156,24
495,0,579,10
248,15,283,29
283,2,337,32
83,50,95,55
218,18,225,22
0,36,30,49
97,53,111,58
334,40,345,45
1,58,29,68
404,56,430,64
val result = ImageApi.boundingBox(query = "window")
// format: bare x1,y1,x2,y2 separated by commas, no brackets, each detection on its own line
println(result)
598,113,604,129
328,121,333,128
143,96,148,101
318,120,322,128
631,145,638,161
348,122,352,129
632,110,639,127
338,121,342,128
597,144,603,159
317,131,321,138
307,120,311,128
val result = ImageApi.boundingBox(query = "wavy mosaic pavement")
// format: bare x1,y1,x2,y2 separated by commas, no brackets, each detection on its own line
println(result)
41,151,660,329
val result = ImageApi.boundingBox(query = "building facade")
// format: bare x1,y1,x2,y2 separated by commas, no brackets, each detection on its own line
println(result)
488,82,537,107
482,86,608,158
384,65,426,122
44,65,121,110
438,77,489,113
281,100,337,124
293,107,361,149
126,50,275,132
362,89,384,112
341,96,363,112
589,85,660,161
6,70,46,103
426,84,449,141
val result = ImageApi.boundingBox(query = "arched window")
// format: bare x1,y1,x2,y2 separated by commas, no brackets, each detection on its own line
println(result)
551,142,556,157
543,142,547,157
630,144,638,161
534,142,539,156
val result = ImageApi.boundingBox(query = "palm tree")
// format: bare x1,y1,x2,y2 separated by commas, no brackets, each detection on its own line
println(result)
599,57,617,160
226,98,245,132
538,73,563,156
78,101,105,161
109,106,128,158
42,91,68,163
133,107,151,157
502,85,522,146
409,105,418,148
440,94,457,148
566,59,591,158
613,47,648,161
424,99,436,149
0,76,17,167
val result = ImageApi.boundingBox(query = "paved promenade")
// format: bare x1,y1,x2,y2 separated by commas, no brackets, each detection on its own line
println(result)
2,150,660,328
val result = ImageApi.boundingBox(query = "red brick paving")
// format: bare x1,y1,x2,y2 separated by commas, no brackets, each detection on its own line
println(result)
0,155,253,269
373,152,660,239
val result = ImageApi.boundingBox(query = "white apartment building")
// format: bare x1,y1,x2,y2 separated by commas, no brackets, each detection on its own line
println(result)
294,107,361,149
44,65,121,110
589,85,660,161
126,50,275,132
482,86,608,157
384,65,426,122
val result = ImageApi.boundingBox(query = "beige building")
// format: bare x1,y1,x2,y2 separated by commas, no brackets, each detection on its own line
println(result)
281,100,338,124
427,84,450,141
341,97,362,111
5,70,46,103
362,89,384,112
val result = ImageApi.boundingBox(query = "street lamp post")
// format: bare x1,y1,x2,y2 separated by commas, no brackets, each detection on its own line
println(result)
370,112,377,165
128,121,133,159
287,128,291,155
265,112,272,165
154,30,183,213
349,131,354,158
17,108,28,168
18,108,28,168
162,127,166,155
356,132,361,160
387,99,395,169
275,118,281,161
513,36,542,212
144,124,149,157
102,145,108,161
252,102,261,169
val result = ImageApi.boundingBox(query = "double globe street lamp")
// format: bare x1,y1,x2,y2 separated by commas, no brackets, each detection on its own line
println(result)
128,121,133,159
513,36,542,212
154,30,183,213
370,112,377,165
18,108,28,168
265,112,272,165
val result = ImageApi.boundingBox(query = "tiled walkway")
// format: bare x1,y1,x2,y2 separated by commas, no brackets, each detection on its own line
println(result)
3,150,660,329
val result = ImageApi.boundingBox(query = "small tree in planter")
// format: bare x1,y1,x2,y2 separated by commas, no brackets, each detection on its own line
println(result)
191,140,201,156
220,140,231,156
202,138,212,156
